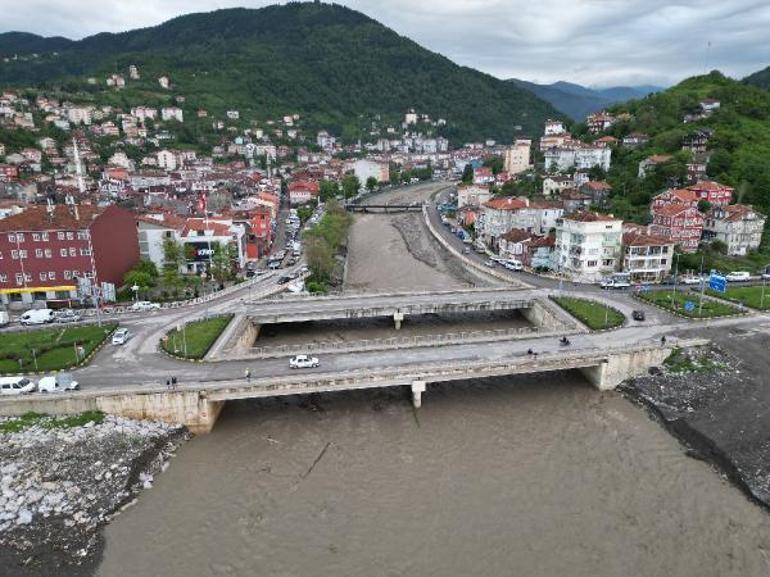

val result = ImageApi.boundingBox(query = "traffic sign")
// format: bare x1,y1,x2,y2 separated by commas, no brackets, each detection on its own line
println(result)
709,273,727,293
684,301,695,312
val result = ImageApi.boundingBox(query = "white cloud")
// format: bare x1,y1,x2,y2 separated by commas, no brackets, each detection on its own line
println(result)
3,0,770,86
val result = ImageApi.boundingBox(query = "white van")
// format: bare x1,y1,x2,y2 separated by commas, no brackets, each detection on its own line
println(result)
37,373,79,392
0,311,9,326
726,271,751,282
19,309,55,326
0,377,36,395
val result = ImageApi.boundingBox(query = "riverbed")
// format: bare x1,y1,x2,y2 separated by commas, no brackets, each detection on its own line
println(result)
95,183,770,576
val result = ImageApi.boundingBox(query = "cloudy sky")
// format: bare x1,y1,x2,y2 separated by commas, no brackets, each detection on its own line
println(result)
5,0,770,87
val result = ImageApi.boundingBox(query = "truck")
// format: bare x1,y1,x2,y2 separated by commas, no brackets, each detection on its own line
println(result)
600,273,631,290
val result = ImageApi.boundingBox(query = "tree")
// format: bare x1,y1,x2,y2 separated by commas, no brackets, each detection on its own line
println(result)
341,175,360,199
697,199,712,213
483,156,503,175
461,163,474,184
162,237,185,286
123,270,154,297
365,176,378,193
319,179,340,202
209,243,235,284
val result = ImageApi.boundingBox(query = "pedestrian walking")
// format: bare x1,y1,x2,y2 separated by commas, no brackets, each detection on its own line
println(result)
245,368,251,383
171,376,178,389
166,378,171,390
661,335,667,345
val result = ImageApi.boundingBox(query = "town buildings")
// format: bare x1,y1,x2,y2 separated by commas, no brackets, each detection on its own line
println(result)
621,229,674,283
456,184,490,209
0,205,138,308
554,212,623,282
703,204,766,256
650,204,704,253
544,142,611,172
502,139,532,175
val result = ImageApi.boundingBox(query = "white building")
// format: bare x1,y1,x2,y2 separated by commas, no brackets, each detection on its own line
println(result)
156,149,177,171
317,131,336,150
542,176,573,197
544,120,566,136
503,139,532,175
136,217,181,269
554,212,623,282
226,110,240,120
477,197,529,247
622,229,674,283
456,184,490,209
405,110,418,125
544,143,611,172
353,159,390,184
66,106,93,125
703,204,766,256
131,107,158,122
161,107,184,123
158,76,170,89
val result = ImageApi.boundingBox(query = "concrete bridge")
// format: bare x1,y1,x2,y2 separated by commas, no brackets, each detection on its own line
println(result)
245,288,544,328
345,203,423,213
0,340,696,434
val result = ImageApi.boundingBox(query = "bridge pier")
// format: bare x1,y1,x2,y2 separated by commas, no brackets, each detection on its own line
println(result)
411,380,426,408
394,311,404,330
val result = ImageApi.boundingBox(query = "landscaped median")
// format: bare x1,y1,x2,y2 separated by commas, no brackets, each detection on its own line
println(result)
161,314,234,360
705,285,770,311
636,289,742,318
550,296,625,330
0,323,117,375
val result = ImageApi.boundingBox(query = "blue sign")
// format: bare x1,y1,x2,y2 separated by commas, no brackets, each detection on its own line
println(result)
709,273,727,293
684,301,695,312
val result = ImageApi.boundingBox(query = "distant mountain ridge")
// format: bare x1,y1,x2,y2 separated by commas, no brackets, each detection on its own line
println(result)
509,79,663,120
0,31,73,56
0,4,563,144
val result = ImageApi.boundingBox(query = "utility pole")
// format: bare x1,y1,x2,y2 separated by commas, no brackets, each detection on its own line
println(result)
698,253,706,316
672,253,681,311
762,276,767,310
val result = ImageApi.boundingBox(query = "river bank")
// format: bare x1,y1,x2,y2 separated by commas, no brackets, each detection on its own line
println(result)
0,414,188,577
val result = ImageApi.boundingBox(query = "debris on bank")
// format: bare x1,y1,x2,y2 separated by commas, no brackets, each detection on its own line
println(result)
621,344,770,507
0,412,188,574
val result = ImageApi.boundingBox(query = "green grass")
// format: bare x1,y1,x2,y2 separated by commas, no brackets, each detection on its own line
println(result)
162,315,233,359
0,411,105,433
551,297,625,330
637,290,741,318
664,347,724,374
706,285,770,310
0,323,117,374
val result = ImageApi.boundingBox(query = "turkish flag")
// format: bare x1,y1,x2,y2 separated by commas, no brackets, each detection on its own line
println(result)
198,192,207,214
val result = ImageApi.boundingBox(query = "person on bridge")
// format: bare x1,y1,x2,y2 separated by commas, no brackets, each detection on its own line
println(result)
245,368,252,383
661,336,667,345
559,336,571,346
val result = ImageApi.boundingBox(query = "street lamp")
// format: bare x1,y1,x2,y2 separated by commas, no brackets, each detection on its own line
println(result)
131,284,140,302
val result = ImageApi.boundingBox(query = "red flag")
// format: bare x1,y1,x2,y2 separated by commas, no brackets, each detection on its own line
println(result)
198,192,207,214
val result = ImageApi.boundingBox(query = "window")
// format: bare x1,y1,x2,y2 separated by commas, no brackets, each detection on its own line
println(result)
587,260,598,267
57,232,65,240
15,273,23,285
16,233,24,243
39,272,47,281
0,274,6,283
32,233,40,241
60,248,68,257
69,248,77,257
48,272,56,280
18,250,27,259
24,273,31,282
7,233,16,243
11,250,18,259
44,249,51,258
35,249,43,258
64,271,72,280
80,248,92,256
0,251,2,259
66,232,74,240
77,231,89,240
41,232,49,242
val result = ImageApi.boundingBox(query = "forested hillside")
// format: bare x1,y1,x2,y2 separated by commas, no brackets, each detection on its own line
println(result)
0,3,561,144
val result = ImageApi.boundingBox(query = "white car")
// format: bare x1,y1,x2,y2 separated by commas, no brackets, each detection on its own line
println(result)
0,377,36,395
289,354,319,369
37,373,79,392
726,271,751,282
504,260,523,271
680,275,705,285
130,301,161,312
112,328,130,345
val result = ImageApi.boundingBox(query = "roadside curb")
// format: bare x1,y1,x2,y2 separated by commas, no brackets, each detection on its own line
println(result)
632,293,749,320
549,295,627,333
158,314,234,363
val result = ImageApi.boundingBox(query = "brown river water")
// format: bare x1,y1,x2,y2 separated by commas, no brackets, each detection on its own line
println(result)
97,185,770,576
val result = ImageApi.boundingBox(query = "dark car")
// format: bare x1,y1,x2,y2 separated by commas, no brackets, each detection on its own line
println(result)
277,275,292,285
632,310,646,321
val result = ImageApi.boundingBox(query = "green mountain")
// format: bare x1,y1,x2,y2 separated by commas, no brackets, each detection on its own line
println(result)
743,66,770,90
510,79,662,120
0,3,562,144
0,32,73,55
582,71,770,225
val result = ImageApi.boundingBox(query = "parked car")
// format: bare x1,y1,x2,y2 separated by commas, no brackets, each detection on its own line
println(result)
600,274,632,290
0,377,36,395
680,275,705,285
112,328,130,345
484,259,496,268
289,354,319,369
55,309,82,324
277,275,293,285
726,271,751,282
37,372,79,392
504,260,523,271
19,309,55,326
130,301,161,312
632,310,646,321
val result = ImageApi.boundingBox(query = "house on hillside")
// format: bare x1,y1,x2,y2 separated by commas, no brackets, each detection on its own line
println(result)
622,133,649,149
554,212,623,282
638,154,673,178
703,204,766,256
542,175,573,197
621,229,674,283
650,204,704,253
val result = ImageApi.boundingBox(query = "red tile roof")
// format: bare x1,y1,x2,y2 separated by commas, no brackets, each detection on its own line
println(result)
564,211,619,223
500,228,532,243
0,204,106,232
483,197,528,211
623,231,673,247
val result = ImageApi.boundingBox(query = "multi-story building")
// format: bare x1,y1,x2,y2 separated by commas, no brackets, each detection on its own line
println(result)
638,154,672,178
554,212,623,282
621,230,674,283
650,204,704,253
542,175,573,197
703,204,766,256
161,107,184,123
0,205,138,308
456,184,490,209
179,218,247,274
544,120,566,136
544,142,611,172
650,188,698,211
586,111,616,134
353,159,390,184
288,180,320,205
687,180,733,206
503,139,532,175
477,197,528,248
